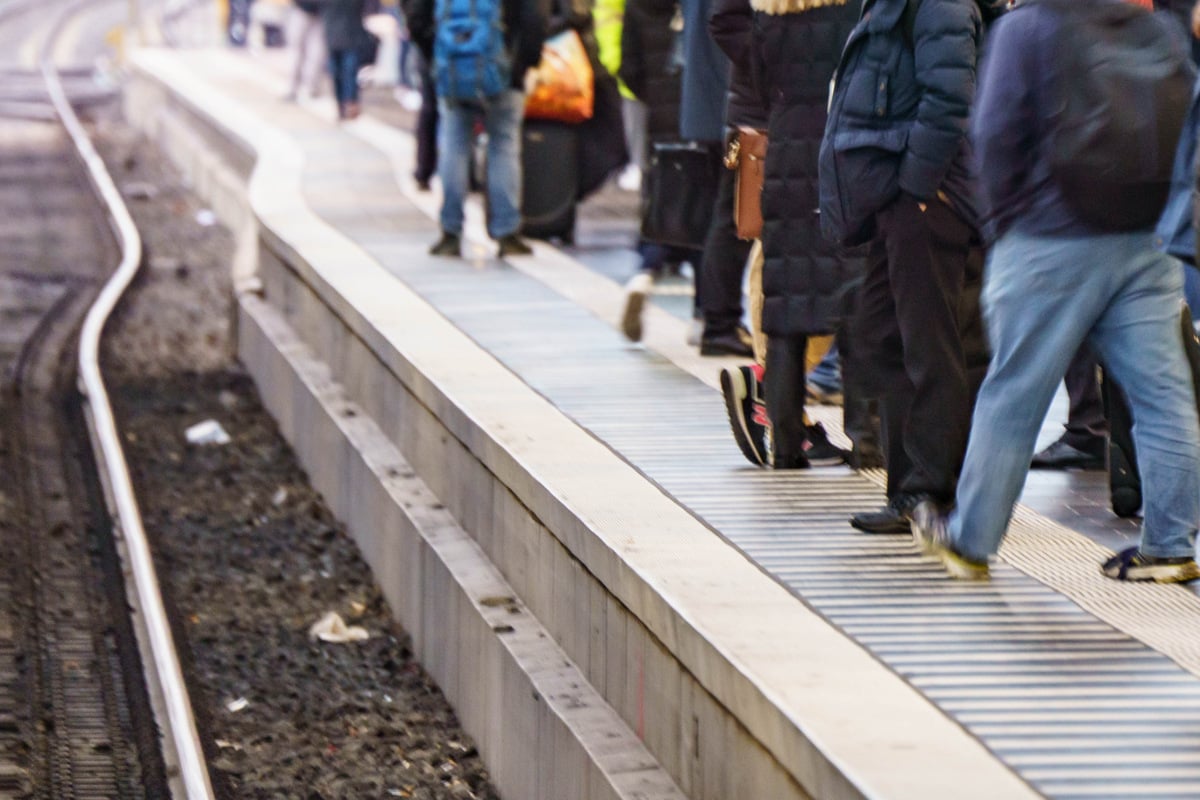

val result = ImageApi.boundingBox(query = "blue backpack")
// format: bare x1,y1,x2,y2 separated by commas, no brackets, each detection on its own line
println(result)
433,0,512,102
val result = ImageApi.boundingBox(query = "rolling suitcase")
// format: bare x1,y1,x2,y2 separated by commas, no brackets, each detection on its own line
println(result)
520,120,579,244
1105,304,1200,517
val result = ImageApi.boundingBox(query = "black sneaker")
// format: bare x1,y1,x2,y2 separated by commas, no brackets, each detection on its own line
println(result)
498,234,533,257
430,232,462,257
850,493,921,534
719,364,769,467
803,422,849,466
1101,546,1200,583
910,500,990,580
1030,437,1105,470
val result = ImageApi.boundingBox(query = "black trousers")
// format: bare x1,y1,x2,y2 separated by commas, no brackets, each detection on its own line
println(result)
853,194,978,502
414,60,439,184
699,156,751,335
1060,344,1108,452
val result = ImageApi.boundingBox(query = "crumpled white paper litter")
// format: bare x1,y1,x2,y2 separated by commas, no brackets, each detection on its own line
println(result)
308,611,370,643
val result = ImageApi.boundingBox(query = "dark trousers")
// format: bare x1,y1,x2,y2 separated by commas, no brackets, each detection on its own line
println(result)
699,156,750,335
854,195,976,502
1060,344,1108,452
415,60,439,183
765,333,809,467
329,49,360,106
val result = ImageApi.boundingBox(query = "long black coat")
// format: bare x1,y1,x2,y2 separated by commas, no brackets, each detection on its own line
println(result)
708,0,768,130
752,0,860,336
323,0,366,51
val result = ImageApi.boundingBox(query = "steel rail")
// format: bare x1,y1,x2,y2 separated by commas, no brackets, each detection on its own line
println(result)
38,3,215,797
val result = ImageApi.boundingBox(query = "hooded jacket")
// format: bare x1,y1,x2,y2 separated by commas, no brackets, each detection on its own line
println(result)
818,0,1001,244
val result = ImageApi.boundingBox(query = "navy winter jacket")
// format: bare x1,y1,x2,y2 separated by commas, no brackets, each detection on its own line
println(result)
819,0,995,244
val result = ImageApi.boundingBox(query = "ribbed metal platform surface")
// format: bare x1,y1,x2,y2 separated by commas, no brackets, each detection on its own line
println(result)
239,95,1200,797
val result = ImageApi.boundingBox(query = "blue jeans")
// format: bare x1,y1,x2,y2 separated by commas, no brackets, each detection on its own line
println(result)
437,91,524,239
807,342,842,392
951,230,1200,561
329,49,360,105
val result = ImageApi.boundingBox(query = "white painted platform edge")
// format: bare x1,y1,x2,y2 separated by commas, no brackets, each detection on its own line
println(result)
126,47,1040,800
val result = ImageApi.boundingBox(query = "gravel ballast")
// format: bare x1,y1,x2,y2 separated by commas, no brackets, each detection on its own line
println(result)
93,111,500,800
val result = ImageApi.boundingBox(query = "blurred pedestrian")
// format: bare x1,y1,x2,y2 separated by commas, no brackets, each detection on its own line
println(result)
820,0,997,533
284,0,327,101
323,0,368,119
408,0,546,256
911,0,1200,582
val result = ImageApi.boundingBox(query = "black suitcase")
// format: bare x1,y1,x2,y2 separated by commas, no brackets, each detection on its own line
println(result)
520,120,579,244
1105,304,1200,517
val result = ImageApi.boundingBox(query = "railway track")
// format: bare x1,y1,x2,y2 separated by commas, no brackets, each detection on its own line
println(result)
0,1,212,796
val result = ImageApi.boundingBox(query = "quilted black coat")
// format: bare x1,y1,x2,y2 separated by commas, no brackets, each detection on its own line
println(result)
752,0,861,336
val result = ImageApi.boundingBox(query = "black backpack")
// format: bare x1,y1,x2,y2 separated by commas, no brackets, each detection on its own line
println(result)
1037,0,1193,230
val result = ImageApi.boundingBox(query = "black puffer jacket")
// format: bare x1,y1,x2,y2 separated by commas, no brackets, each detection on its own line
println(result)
752,0,861,336
708,0,768,130
620,0,682,141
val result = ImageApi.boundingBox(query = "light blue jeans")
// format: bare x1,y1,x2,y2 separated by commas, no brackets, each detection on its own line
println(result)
951,230,1200,562
437,90,524,239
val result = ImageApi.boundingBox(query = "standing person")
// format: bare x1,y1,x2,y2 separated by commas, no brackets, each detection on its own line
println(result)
911,0,1200,582
618,0,703,341
408,0,545,257
819,0,998,532
323,0,367,119
284,0,327,102
401,0,438,189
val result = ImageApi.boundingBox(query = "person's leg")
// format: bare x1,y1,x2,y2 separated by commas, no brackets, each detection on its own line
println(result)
284,9,308,97
302,16,327,97
950,234,1110,563
343,49,361,106
436,98,472,237
882,196,972,503
414,59,438,185
764,334,809,468
699,152,751,345
1089,246,1200,561
1032,344,1107,468
482,90,525,240
328,52,345,106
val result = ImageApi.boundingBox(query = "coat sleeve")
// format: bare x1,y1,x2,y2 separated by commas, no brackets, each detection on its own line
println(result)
969,9,1039,242
510,0,548,80
405,0,435,61
897,0,980,200
707,0,752,74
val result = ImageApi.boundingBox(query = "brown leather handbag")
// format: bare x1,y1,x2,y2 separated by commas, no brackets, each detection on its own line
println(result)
724,127,768,241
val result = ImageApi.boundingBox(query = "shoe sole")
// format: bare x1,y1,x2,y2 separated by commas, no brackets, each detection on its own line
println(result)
719,369,766,467
621,288,647,342
850,518,910,534
938,548,990,580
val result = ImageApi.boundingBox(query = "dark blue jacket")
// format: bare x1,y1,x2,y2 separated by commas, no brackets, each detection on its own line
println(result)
681,0,731,141
818,0,994,245
972,4,1105,243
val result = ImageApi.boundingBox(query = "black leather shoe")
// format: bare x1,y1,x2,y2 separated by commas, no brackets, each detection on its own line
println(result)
498,234,533,257
700,326,754,358
430,232,462,257
851,493,922,534
1030,438,1105,470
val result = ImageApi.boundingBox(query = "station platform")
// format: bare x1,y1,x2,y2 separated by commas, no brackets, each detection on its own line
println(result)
120,43,1200,800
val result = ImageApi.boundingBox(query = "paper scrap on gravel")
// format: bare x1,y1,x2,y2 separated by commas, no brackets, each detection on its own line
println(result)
309,611,370,643
185,419,231,445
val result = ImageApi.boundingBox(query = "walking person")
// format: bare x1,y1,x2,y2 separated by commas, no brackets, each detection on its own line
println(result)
323,0,368,119
408,0,545,257
911,0,1200,582
284,0,328,102
819,0,998,532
